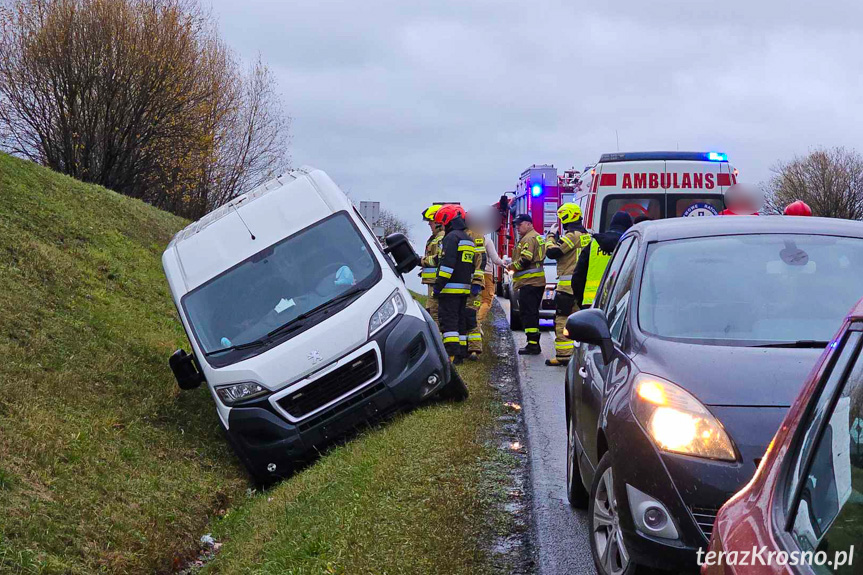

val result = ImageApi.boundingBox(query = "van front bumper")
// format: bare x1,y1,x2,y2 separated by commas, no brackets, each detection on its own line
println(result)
222,310,449,481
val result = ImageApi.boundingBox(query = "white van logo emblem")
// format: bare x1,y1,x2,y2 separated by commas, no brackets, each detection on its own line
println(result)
308,351,323,364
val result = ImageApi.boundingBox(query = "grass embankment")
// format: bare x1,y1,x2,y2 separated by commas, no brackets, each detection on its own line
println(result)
0,152,247,573
201,352,507,575
0,153,514,574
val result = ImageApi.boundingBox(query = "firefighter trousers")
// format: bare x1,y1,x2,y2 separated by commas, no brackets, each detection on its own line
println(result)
518,284,543,346
465,292,482,354
426,285,439,325
438,294,468,358
554,291,577,361
478,273,495,322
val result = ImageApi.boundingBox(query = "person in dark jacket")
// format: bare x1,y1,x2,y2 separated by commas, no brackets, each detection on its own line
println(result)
433,204,475,363
571,211,633,308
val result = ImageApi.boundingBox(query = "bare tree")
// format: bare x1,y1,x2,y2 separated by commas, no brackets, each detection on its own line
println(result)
764,147,863,219
377,208,411,238
0,0,289,219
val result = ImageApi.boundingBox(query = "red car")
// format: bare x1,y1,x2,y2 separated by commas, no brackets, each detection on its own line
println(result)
704,298,863,575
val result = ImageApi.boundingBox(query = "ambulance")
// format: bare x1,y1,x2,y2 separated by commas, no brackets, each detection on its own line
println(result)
573,151,739,233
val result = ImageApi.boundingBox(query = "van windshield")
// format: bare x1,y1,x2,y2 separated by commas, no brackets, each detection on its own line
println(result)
638,234,863,345
183,212,380,365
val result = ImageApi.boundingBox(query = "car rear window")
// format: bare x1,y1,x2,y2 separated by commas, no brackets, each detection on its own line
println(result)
638,234,863,345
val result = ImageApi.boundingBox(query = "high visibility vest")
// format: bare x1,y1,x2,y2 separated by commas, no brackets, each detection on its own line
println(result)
582,240,612,306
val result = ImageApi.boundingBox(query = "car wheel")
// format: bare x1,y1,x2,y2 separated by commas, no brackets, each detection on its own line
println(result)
566,416,589,508
438,368,469,402
589,452,637,575
495,281,504,297
503,283,511,299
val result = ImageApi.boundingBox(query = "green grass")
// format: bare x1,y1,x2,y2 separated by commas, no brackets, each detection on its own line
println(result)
201,352,504,575
0,152,247,574
0,153,513,574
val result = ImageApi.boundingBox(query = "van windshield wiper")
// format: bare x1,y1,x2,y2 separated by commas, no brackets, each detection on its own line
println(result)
753,340,829,349
205,338,268,357
205,287,367,357
266,286,367,339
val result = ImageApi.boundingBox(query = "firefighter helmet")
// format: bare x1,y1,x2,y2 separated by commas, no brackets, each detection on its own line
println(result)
422,204,442,221
557,202,582,224
784,200,812,217
434,204,466,226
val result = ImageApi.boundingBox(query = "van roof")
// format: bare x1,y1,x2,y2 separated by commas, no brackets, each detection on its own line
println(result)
598,151,728,163
164,167,353,292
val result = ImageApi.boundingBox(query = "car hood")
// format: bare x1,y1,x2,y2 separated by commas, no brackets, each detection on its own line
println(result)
632,337,824,407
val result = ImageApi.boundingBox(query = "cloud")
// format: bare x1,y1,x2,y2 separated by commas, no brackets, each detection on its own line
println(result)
207,0,863,249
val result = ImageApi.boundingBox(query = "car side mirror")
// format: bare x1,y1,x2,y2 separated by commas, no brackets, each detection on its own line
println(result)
384,233,421,275
565,309,614,364
169,349,205,390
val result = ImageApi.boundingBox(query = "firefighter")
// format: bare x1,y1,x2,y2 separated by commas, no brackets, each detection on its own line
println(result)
433,204,474,363
420,204,445,323
508,214,546,355
544,203,590,366
464,212,488,360
572,211,633,309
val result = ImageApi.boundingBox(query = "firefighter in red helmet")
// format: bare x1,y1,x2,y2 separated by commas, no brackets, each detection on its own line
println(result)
784,200,813,216
433,204,474,363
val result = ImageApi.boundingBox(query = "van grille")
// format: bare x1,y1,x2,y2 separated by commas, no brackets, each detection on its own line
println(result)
690,506,721,541
278,350,379,419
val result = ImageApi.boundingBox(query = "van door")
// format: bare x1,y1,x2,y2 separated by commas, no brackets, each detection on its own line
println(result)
664,160,731,219
593,160,666,232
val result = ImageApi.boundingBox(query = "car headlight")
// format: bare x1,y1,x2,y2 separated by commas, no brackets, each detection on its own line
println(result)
368,289,406,336
631,374,736,461
215,382,268,406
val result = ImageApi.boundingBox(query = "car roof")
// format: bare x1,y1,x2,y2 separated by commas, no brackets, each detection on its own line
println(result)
631,215,863,244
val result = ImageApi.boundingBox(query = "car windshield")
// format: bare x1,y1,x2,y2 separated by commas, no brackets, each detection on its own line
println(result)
182,212,379,362
638,234,863,345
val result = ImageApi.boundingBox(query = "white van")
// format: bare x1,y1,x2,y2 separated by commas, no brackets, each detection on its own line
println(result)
162,167,466,484
573,151,739,232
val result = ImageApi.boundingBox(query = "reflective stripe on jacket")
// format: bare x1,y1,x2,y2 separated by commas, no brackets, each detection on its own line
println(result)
512,229,546,288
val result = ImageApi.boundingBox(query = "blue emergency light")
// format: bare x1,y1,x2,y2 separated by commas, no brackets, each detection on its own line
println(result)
530,183,543,197
707,152,727,162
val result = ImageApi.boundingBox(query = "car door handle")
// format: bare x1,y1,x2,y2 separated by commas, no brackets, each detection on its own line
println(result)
578,366,588,379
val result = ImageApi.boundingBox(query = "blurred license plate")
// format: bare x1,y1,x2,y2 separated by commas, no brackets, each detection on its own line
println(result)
544,289,554,299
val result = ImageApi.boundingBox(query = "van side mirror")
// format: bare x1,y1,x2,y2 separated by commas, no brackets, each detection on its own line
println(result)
384,233,421,275
169,349,205,390
565,309,614,364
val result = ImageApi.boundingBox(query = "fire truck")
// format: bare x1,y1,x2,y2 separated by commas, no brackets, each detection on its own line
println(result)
493,164,581,328
496,152,738,331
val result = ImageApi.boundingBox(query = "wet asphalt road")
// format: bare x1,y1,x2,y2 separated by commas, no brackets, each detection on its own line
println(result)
498,298,597,575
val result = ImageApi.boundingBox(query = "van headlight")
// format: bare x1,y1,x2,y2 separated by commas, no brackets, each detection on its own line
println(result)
216,382,268,406
369,289,406,336
631,374,737,461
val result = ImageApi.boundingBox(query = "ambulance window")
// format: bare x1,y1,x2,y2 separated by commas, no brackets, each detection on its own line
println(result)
602,195,664,231
669,195,725,218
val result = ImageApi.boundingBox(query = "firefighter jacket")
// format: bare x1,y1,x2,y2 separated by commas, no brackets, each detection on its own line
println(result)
421,227,444,285
546,226,590,296
512,228,546,288
467,229,487,287
434,216,475,296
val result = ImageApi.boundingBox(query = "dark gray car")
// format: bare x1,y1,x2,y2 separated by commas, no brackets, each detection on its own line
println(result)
562,215,863,574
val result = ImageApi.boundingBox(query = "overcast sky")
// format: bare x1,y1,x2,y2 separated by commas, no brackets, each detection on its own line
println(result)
209,0,863,244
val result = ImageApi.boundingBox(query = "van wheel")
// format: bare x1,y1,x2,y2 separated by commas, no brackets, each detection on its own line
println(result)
495,281,504,297
589,453,638,575
566,416,590,508
438,368,469,402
